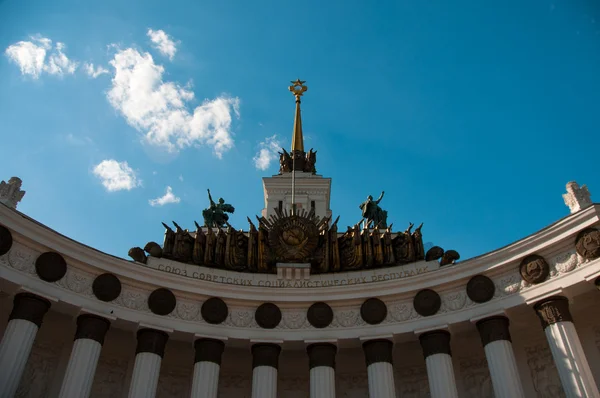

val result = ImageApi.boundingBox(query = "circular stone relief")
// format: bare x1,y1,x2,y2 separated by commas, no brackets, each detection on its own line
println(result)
466,275,495,303
519,254,549,284
148,288,176,316
575,228,600,261
0,225,13,256
307,302,334,328
413,289,441,317
201,297,229,324
360,298,388,325
35,252,67,282
92,273,121,302
255,303,282,329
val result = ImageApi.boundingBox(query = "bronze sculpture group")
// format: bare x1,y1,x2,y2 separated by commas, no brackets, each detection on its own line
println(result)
128,189,459,272
202,189,235,227
359,191,388,228
278,148,317,174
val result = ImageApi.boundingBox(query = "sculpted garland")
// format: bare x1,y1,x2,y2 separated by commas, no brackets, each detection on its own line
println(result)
127,190,461,273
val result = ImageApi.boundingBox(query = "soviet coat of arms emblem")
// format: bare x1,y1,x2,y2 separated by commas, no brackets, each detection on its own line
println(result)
269,214,320,262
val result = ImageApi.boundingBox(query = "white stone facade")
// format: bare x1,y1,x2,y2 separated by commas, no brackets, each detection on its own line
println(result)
1,199,600,397
262,172,332,220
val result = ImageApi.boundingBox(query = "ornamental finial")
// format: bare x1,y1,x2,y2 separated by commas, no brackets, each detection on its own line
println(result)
289,79,307,99
289,79,307,152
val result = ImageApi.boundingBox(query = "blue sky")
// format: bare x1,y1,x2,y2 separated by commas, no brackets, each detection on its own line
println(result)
1,0,599,262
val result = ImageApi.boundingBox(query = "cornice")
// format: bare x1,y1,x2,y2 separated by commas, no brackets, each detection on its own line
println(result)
0,205,598,302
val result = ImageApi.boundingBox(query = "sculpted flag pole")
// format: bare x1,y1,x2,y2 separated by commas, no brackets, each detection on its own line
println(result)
292,151,296,215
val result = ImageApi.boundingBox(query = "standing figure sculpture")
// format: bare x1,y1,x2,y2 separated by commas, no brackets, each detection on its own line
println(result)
204,227,216,265
202,189,235,227
412,223,425,261
247,217,258,271
330,216,341,272
172,221,194,263
257,223,269,272
359,191,388,228
304,148,317,174
278,148,293,174
162,222,176,259
392,222,415,263
371,227,384,265
192,221,206,265
215,228,227,266
383,224,395,264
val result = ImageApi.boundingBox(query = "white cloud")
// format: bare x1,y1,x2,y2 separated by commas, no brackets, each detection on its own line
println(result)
65,133,93,146
178,175,184,181
5,36,78,78
149,186,180,206
107,47,240,158
253,135,282,170
147,29,178,60
84,62,109,78
93,159,141,191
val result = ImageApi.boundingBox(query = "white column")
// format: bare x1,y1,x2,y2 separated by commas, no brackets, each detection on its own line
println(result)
535,296,600,398
425,354,458,397
419,330,458,398
310,367,335,398
0,293,50,398
58,314,111,398
307,343,336,398
127,328,169,398
362,339,396,398
251,343,281,398
476,316,525,398
252,366,278,398
190,338,225,398
367,362,396,398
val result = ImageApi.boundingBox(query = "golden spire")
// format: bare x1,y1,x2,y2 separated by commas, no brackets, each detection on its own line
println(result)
289,79,307,152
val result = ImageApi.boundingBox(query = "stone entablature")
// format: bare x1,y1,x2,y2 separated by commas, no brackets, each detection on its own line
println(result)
142,257,436,289
1,204,600,343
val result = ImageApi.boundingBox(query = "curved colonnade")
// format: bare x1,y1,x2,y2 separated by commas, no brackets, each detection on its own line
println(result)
1,204,600,397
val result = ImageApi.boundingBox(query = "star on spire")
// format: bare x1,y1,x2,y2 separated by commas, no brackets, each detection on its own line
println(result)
289,79,308,98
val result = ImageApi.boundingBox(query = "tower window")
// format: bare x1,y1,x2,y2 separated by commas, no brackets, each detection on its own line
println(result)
311,201,315,209
278,201,283,212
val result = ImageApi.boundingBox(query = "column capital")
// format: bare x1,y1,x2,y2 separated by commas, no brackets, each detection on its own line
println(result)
476,315,512,346
8,292,51,327
419,330,452,358
135,328,169,358
251,343,281,369
194,338,225,365
533,296,573,329
307,343,337,370
362,339,393,366
74,314,111,345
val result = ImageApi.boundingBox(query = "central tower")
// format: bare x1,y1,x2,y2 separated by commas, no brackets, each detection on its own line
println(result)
261,80,332,220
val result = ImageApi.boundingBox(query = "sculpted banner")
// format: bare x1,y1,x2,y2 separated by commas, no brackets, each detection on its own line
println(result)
144,257,438,288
